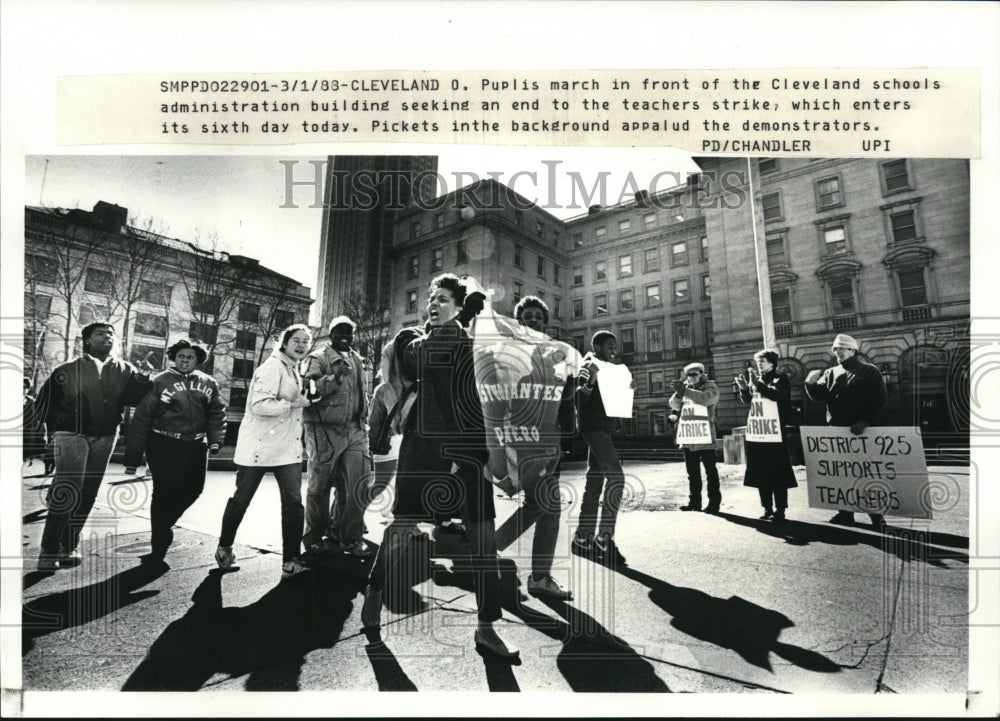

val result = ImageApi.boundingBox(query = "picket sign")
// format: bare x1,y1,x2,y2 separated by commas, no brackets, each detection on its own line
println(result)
591,359,634,418
745,392,782,443
675,396,713,446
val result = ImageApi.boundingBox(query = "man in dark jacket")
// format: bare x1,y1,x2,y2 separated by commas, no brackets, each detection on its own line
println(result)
804,333,889,531
570,331,629,566
35,322,152,570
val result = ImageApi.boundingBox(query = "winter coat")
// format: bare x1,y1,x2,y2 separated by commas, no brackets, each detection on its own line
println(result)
124,368,227,467
368,337,417,457
668,377,720,452
804,354,887,426
233,350,307,467
301,343,368,428
737,370,797,490
37,354,151,437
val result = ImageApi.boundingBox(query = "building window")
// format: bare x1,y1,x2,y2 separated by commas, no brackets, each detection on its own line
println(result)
537,290,546,301
890,209,918,243
898,269,929,307
536,220,544,237
191,291,222,317
620,327,636,356
573,298,584,319
670,240,688,267
762,192,782,222
881,159,912,194
650,411,668,436
704,313,714,346
514,209,524,227
84,267,112,293
673,318,693,349
410,221,421,239
435,212,445,230
619,254,633,277
830,280,856,316
672,278,690,303
595,226,606,241
513,281,523,304
766,233,787,267
229,387,248,411
537,254,546,279
572,335,585,352
572,232,583,248
623,411,637,436
274,309,295,328
553,263,561,285
645,283,661,307
816,176,843,209
700,236,708,262
595,293,609,316
644,246,660,272
759,158,779,175
408,255,419,278
232,358,255,381
188,321,218,345
134,312,167,338
643,212,657,229
406,289,418,313
130,344,164,371
619,288,634,312
646,323,663,352
701,274,711,299
514,244,523,268
79,304,110,328
823,225,848,255
238,302,260,323
618,219,631,236
554,297,562,318
454,240,467,264
572,266,583,285
235,329,257,352
772,289,793,323
431,248,443,271
140,281,172,306
595,260,607,282
26,255,58,285
648,370,665,394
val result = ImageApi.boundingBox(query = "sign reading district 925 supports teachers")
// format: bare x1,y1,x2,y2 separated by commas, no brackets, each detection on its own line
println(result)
800,426,931,519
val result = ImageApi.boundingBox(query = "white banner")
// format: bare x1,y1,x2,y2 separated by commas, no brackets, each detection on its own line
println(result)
675,397,713,446
745,393,782,443
800,425,930,519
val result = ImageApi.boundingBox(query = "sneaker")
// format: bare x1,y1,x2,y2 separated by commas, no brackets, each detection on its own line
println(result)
570,534,593,557
759,509,774,520
342,540,373,557
527,574,572,600
679,503,702,512
281,556,310,580
215,545,235,569
309,538,341,556
37,554,59,571
57,546,82,567
593,535,627,566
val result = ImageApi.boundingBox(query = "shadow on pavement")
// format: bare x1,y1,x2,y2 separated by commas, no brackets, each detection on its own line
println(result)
23,509,46,525
717,512,968,567
22,563,166,654
619,566,841,675
122,567,366,691
364,641,418,691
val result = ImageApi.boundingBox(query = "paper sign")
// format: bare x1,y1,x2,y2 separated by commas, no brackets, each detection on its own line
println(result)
800,426,930,518
745,393,782,443
593,360,634,418
675,397,713,446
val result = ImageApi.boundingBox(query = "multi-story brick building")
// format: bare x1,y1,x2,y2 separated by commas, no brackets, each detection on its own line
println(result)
24,201,313,439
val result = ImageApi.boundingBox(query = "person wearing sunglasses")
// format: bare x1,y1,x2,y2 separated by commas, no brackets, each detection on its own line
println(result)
668,362,721,514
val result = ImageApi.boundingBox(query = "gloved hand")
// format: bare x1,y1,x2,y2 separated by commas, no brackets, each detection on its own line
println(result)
849,420,869,436
457,291,486,327
209,444,221,455
670,379,686,395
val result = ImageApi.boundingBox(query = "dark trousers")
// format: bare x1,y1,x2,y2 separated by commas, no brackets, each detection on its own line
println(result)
577,431,625,540
40,432,116,554
683,448,720,509
758,487,788,512
495,470,562,578
220,464,304,562
146,434,208,558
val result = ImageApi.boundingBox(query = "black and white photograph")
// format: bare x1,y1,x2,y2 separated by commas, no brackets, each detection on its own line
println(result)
2,2,998,718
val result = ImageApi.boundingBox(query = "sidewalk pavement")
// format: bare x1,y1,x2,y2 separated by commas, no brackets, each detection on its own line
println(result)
12,457,975,713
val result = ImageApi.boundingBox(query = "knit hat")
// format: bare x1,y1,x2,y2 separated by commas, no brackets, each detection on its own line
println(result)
683,362,705,374
831,334,859,350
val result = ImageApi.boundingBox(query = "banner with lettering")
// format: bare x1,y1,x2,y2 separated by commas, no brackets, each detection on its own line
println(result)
675,397,713,446
471,291,582,493
800,426,930,518
745,392,782,443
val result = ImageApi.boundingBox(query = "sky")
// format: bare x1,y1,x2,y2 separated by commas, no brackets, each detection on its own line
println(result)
24,148,700,294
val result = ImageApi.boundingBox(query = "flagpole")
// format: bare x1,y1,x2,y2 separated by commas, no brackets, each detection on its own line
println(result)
747,157,776,350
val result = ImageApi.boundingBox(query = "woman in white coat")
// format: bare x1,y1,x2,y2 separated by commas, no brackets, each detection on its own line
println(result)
215,324,314,580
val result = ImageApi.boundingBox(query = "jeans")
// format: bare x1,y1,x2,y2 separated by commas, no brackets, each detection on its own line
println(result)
303,424,369,548
495,470,562,578
576,431,625,540
684,448,720,509
40,432,116,554
220,464,304,562
146,434,208,558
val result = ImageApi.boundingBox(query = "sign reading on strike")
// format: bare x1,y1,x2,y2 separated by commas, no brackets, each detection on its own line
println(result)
800,426,930,519
675,397,712,446
745,393,782,443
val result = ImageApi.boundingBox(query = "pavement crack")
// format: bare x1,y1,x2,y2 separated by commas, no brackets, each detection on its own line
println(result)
829,632,892,670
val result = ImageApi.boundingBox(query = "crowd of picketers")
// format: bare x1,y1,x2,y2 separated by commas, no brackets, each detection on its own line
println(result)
23,269,887,660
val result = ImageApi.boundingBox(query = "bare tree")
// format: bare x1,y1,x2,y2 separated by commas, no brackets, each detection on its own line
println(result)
339,289,392,387
106,215,170,358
